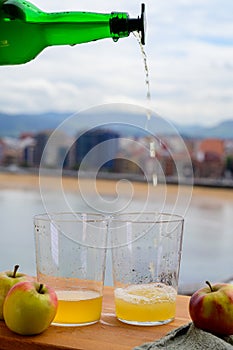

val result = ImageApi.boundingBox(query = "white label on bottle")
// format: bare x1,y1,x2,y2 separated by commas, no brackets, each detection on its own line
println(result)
50,222,59,267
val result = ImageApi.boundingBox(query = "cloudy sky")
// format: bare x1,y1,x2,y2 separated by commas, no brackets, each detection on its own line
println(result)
0,0,233,126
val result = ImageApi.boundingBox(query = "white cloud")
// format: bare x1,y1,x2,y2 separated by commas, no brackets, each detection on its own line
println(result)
0,0,232,126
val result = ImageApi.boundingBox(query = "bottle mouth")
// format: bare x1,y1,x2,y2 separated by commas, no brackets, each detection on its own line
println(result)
141,3,146,45
139,3,146,45
127,3,146,45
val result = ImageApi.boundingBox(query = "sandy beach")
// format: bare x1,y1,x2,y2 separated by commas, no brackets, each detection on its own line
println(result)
0,171,232,203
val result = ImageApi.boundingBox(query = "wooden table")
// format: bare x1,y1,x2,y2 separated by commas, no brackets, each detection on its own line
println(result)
0,287,191,350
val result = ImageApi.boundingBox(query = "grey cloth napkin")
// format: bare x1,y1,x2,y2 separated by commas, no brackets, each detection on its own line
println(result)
133,323,233,350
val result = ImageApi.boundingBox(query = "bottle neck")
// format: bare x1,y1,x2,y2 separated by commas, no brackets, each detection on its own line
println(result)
109,13,130,42
40,12,131,46
42,14,111,46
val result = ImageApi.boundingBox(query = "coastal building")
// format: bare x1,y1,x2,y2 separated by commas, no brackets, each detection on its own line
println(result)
72,128,120,172
33,131,52,167
19,135,35,167
193,139,225,178
0,139,6,165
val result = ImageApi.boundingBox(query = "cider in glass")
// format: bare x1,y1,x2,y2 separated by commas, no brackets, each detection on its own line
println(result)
53,289,103,326
114,283,177,326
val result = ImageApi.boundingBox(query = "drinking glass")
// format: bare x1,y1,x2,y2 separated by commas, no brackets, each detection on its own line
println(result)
34,212,108,326
110,212,184,326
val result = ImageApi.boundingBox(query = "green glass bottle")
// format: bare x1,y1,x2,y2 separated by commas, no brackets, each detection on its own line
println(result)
0,0,145,65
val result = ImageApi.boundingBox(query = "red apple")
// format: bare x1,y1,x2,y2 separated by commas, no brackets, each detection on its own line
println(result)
0,265,28,320
189,281,233,335
3,281,58,335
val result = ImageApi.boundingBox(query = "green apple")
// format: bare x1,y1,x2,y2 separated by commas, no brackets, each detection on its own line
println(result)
0,265,28,320
189,281,233,335
3,281,58,335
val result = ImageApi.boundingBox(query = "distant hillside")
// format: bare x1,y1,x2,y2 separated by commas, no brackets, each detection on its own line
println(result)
0,112,232,139
179,120,233,139
0,112,70,138
207,120,233,139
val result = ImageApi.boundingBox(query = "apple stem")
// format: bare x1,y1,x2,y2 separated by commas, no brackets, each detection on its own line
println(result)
13,264,20,278
38,284,44,294
206,280,214,292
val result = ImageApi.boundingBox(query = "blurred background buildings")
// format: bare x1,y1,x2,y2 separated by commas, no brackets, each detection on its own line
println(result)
0,127,232,185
